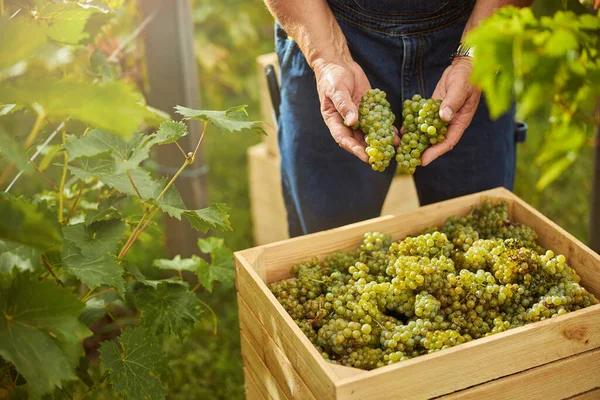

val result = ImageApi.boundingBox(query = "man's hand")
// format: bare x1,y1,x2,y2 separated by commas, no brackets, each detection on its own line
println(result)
314,59,372,162
421,57,481,166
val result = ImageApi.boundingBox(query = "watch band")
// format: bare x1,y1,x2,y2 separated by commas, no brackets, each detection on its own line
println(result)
451,42,475,62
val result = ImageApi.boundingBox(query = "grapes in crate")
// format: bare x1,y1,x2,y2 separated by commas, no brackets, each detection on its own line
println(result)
268,200,598,370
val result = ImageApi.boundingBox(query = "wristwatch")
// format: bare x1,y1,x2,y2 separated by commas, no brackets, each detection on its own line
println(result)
451,42,475,62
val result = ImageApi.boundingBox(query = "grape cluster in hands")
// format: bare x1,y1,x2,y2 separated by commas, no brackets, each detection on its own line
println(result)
397,94,449,174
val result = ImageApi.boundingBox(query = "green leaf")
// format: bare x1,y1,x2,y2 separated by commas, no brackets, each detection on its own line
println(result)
63,220,125,258
0,241,41,274
153,255,201,272
99,326,168,400
0,194,62,252
536,153,577,190
0,17,48,69
135,282,203,339
149,120,188,146
0,273,91,399
175,105,266,135
544,28,578,56
62,242,125,296
195,237,234,292
183,203,232,233
0,126,29,174
0,80,160,137
90,48,113,82
126,264,186,289
35,1,111,44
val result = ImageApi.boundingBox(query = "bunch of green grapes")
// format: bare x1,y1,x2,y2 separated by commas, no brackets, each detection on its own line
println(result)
356,89,396,172
269,200,599,371
397,94,449,174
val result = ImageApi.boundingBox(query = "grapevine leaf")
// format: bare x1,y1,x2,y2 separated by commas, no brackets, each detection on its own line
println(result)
90,48,113,82
85,194,124,225
0,80,161,137
182,203,232,233
153,255,202,272
0,241,41,274
0,17,48,69
65,130,151,174
126,264,186,288
99,326,168,400
175,105,266,136
0,194,62,252
0,126,29,172
62,242,125,296
0,273,91,399
35,1,111,44
63,220,126,258
195,237,234,292
79,289,120,325
135,282,203,339
536,153,577,190
148,120,188,146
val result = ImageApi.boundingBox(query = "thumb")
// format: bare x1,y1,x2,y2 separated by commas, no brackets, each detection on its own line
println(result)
330,87,359,126
439,81,469,123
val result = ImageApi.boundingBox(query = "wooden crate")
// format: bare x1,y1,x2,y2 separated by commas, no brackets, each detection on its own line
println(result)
256,53,279,158
248,142,420,245
235,187,600,399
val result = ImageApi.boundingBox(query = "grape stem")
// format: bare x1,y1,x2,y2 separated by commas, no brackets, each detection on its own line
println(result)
42,256,63,287
58,122,68,225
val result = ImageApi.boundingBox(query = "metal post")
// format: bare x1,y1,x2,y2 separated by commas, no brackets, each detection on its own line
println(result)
138,0,208,257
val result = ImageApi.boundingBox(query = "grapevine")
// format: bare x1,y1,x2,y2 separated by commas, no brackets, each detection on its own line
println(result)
268,200,598,370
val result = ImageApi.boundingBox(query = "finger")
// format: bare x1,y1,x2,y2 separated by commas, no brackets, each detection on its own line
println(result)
330,85,359,126
323,108,368,162
393,126,400,146
439,78,469,123
431,68,449,101
420,123,462,166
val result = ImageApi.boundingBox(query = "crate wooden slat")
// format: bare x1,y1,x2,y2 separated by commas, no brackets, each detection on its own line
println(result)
438,347,600,400
248,143,419,246
235,187,600,399
570,388,600,400
244,367,268,400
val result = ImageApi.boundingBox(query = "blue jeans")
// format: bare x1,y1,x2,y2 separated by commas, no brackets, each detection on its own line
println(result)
276,0,516,238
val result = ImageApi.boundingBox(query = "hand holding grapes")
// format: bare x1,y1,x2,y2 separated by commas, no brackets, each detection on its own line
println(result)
313,59,373,162
421,57,481,166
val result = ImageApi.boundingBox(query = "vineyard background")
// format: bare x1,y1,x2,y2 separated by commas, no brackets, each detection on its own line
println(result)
0,0,594,398
194,0,594,398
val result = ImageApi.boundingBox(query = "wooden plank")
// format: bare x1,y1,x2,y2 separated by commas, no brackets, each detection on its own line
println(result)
248,143,288,246
381,174,420,216
439,347,600,400
238,296,318,400
257,189,502,283
510,192,600,298
241,333,290,400
329,364,366,381
570,388,600,400
235,254,337,399
256,53,280,158
244,367,268,400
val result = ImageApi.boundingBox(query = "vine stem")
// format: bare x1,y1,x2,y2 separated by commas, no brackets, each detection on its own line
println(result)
26,154,58,190
126,170,142,199
84,287,114,302
58,122,68,224
0,110,46,187
42,256,63,287
64,181,85,225
191,122,207,162
198,299,218,335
